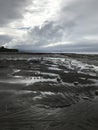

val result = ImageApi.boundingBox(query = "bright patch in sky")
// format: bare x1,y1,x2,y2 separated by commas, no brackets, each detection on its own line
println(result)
0,0,98,53
43,41,73,48
20,0,61,27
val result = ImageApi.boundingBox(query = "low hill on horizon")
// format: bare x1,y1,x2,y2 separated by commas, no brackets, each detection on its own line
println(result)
0,46,18,53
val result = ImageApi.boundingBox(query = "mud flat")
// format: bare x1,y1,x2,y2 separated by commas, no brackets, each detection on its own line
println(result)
0,53,98,130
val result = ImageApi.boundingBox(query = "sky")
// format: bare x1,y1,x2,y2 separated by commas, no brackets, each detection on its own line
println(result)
0,0,98,53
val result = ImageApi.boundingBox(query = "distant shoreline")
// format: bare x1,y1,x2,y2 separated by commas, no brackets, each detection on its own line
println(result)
0,52,98,55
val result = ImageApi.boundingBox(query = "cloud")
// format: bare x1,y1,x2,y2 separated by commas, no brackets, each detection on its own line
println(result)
0,35,12,46
0,0,32,26
55,0,98,40
2,0,98,53
44,42,98,53
5,20,74,49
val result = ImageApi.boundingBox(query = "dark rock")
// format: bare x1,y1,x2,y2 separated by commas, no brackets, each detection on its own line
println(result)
95,90,98,95
74,82,79,86
57,77,61,82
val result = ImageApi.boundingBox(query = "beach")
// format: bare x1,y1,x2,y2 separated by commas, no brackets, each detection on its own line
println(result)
0,53,98,130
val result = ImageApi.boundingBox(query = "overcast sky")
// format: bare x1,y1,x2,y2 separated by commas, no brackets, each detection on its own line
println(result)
0,0,98,53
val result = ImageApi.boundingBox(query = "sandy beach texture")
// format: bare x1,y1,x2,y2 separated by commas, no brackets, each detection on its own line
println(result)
0,53,98,130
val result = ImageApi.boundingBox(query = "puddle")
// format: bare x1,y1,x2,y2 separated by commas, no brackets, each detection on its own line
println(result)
33,91,55,100
0,90,33,95
48,67,62,71
64,70,69,73
13,69,21,73
41,72,58,77
13,76,24,78
0,76,57,86
40,91,55,96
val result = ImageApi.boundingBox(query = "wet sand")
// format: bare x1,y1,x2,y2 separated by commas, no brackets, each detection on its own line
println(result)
0,53,98,130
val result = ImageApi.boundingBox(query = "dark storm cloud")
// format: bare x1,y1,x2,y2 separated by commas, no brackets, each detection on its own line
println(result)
0,35,12,41
0,0,32,25
0,35,12,46
60,0,98,36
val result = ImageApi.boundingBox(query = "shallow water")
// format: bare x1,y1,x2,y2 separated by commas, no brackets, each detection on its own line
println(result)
0,54,98,130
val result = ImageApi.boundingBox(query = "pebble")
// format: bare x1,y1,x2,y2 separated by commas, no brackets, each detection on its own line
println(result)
74,82,79,86
95,90,98,95
57,77,61,82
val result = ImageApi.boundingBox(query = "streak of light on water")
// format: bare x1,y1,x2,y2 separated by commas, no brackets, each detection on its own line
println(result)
0,77,57,86
0,90,33,95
